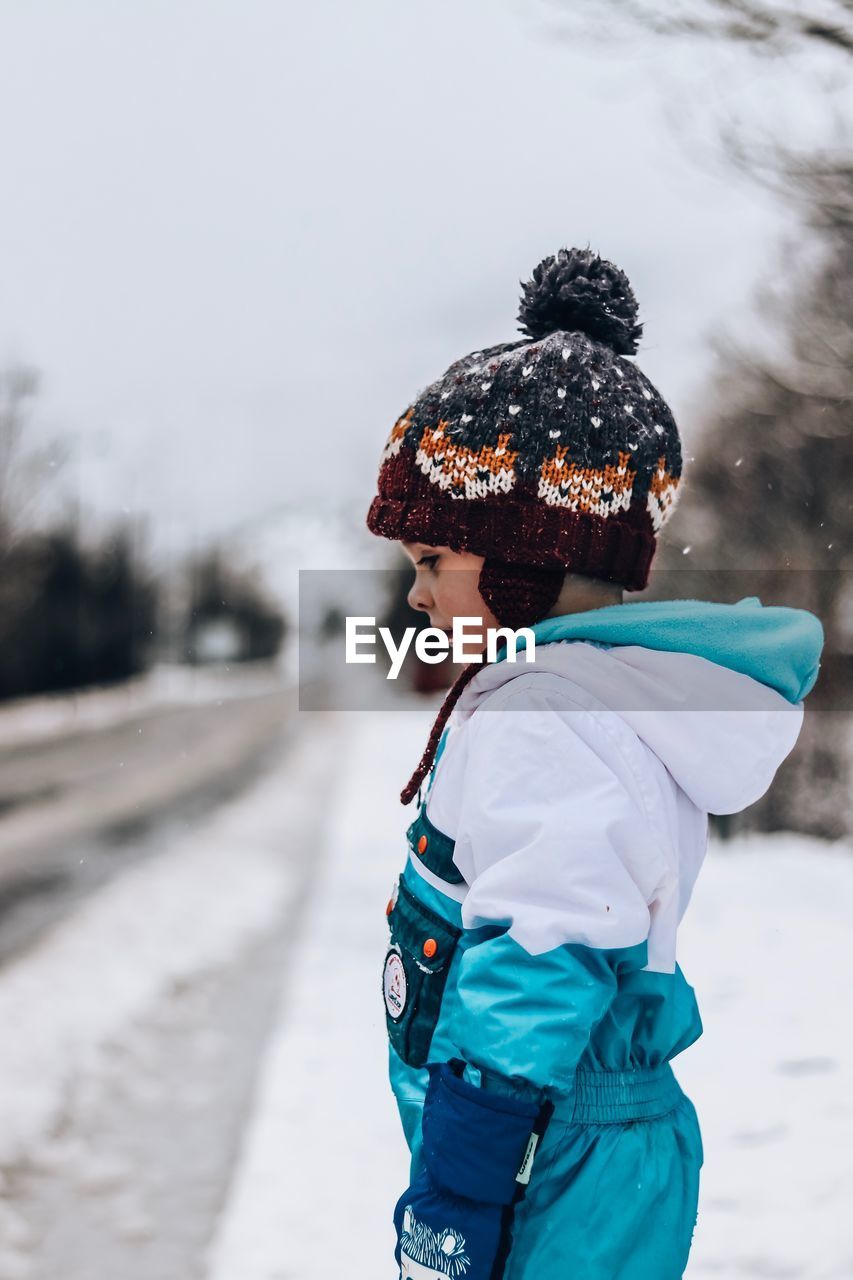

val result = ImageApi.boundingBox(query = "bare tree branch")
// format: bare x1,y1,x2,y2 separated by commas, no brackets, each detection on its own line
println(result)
800,20,853,52
554,0,853,56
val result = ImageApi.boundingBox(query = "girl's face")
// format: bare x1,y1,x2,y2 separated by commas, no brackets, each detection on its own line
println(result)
400,541,501,647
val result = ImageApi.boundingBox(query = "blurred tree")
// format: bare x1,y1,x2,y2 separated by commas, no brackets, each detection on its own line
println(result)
670,179,851,614
552,0,853,837
90,526,159,683
184,546,286,664
0,362,160,698
0,363,70,548
0,522,159,699
0,363,66,630
662,166,852,838
0,362,40,544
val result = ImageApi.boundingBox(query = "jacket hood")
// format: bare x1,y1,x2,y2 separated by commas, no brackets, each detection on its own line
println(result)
452,597,824,816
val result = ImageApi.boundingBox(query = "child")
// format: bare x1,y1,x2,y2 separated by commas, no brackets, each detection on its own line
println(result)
365,247,824,1279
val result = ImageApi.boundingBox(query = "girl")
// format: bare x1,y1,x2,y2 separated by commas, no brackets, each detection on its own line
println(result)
365,247,824,1279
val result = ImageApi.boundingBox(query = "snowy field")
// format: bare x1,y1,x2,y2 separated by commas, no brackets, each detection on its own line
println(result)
0,705,851,1278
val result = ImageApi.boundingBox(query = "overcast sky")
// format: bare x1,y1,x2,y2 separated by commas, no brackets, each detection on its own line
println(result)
0,1,829,562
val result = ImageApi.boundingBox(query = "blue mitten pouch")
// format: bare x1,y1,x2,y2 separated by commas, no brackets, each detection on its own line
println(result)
393,1060,551,1280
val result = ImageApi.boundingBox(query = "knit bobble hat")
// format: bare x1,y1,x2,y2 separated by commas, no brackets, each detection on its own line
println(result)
366,246,683,598
365,246,685,803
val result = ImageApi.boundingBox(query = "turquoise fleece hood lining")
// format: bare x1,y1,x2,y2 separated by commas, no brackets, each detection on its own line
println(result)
493,596,824,705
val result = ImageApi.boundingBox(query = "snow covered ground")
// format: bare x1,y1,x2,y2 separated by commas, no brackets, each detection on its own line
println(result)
0,660,286,750
0,704,850,1278
210,710,853,1280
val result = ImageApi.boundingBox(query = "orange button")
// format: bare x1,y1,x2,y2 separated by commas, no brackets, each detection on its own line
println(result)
385,898,394,916
423,937,437,959
417,834,428,854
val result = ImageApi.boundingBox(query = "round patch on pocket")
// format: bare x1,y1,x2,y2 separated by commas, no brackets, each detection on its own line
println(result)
383,947,407,1021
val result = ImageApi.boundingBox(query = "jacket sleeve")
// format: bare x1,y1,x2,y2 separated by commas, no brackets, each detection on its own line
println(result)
445,678,666,1096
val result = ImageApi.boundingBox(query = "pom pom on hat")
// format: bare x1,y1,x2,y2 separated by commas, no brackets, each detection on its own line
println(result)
517,246,643,355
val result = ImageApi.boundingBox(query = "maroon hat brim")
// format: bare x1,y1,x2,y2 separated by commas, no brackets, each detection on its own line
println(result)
366,492,656,592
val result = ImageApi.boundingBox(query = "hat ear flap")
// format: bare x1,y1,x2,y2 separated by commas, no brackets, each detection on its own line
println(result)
478,558,564,631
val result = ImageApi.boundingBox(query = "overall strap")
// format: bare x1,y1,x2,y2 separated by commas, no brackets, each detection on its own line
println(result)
408,726,463,885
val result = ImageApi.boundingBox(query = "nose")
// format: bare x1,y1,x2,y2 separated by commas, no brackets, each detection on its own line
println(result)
407,573,433,615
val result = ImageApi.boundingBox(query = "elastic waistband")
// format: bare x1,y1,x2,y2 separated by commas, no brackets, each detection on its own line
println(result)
551,1063,686,1125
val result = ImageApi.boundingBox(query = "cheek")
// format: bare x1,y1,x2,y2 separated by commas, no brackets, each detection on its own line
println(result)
436,568,485,620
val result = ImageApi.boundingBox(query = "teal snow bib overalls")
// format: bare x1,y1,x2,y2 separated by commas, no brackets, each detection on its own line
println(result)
383,727,704,1280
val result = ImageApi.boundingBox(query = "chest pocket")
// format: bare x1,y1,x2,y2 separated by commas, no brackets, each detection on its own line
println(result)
406,805,465,885
383,877,461,1068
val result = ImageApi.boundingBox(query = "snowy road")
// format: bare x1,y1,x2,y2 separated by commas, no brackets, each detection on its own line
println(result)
0,701,850,1278
0,707,346,1279
0,675,295,965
